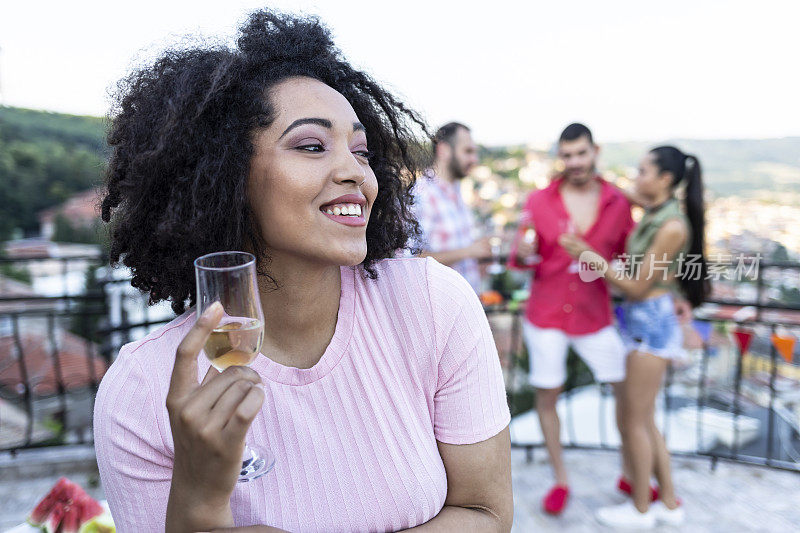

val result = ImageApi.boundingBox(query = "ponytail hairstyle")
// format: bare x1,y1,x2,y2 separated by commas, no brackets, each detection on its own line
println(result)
650,146,710,307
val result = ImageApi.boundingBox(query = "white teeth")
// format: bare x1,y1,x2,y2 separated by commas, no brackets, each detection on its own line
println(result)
324,203,363,217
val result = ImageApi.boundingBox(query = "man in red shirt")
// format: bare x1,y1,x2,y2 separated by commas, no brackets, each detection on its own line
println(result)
509,123,633,515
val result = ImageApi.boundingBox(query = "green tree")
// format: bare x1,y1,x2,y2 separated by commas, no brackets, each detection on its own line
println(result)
52,214,104,245
0,253,32,284
771,244,790,262
0,106,106,240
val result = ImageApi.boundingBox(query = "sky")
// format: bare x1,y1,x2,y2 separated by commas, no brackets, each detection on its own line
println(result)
1,0,799,146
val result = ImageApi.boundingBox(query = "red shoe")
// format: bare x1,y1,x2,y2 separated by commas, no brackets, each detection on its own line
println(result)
616,476,659,501
542,485,569,515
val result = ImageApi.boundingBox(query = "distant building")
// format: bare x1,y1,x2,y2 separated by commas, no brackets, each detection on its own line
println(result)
38,189,101,240
3,238,55,258
1,240,101,297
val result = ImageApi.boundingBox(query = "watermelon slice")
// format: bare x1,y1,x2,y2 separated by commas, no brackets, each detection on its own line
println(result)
78,511,115,533
76,494,112,533
43,501,66,533
77,493,105,521
28,477,71,526
27,477,115,533
61,503,82,533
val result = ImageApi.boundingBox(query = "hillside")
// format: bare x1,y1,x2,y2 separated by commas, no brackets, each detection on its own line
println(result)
0,107,107,239
602,137,800,197
1,105,798,240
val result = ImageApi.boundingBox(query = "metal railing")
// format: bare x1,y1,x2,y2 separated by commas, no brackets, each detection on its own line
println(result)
494,308,800,473
0,253,798,476
0,254,173,453
480,257,800,473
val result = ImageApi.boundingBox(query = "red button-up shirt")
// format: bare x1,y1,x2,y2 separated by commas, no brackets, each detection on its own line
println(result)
509,176,633,335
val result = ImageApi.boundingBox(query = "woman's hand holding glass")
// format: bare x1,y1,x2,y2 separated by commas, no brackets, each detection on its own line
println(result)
165,302,265,532
194,251,274,482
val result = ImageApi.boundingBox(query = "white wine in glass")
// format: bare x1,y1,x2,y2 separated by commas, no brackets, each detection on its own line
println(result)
194,251,274,482
205,318,263,370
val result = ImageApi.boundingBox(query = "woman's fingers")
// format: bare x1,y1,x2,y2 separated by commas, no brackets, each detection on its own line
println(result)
185,365,262,414
517,240,535,257
173,373,263,462
200,366,218,386
222,384,265,439
169,302,223,401
205,379,259,432
176,366,262,441
558,234,588,258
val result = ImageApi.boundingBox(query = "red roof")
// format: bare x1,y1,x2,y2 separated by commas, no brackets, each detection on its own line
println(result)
38,189,101,226
0,331,107,396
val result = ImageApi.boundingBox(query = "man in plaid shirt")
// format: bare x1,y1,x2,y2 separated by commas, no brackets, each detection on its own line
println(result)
412,122,492,292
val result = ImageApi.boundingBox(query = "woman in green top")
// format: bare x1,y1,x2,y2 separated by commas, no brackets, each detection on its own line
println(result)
560,146,709,529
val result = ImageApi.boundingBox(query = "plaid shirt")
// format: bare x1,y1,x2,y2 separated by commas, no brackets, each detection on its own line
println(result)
412,170,481,292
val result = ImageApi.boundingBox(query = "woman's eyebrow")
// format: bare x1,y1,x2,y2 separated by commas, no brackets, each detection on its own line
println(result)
279,118,365,139
279,117,332,139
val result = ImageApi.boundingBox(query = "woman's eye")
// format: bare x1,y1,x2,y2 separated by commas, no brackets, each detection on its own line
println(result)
297,144,325,153
353,150,373,160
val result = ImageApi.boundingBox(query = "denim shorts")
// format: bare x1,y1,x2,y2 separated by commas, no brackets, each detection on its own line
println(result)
617,293,684,359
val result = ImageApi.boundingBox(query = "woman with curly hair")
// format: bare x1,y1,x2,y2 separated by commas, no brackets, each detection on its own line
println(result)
93,9,512,533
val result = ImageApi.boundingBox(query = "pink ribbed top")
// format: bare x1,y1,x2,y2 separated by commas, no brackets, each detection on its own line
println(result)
93,257,510,532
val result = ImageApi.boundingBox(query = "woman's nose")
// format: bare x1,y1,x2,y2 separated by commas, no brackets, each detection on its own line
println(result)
331,147,367,186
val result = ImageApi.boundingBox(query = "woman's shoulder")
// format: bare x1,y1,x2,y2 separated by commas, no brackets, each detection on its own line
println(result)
360,258,484,363
103,311,195,385
365,257,476,300
93,312,190,461
653,201,690,237
362,257,480,323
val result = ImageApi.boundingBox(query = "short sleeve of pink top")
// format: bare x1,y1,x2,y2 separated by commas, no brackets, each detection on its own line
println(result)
94,257,510,532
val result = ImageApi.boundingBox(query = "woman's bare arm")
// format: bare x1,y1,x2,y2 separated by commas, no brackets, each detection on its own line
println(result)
402,427,513,532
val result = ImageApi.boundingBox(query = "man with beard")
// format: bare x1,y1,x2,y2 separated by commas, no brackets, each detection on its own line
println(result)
413,122,492,292
509,123,634,515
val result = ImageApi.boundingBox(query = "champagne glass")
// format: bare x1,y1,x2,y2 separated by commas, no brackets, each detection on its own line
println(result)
487,222,506,275
559,219,581,274
520,211,541,266
195,251,275,482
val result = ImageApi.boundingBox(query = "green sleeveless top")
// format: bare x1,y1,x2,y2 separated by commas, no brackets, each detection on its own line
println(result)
625,198,690,290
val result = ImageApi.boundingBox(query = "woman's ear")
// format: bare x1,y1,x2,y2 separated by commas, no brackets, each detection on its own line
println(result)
659,170,675,187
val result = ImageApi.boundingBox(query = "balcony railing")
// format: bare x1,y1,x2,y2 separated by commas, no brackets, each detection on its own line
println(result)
0,254,798,476
480,256,800,473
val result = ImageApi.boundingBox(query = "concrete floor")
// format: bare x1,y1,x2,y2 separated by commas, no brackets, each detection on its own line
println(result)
510,447,800,532
2,446,799,532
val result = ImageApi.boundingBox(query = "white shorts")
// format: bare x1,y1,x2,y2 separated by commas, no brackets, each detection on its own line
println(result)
522,321,627,389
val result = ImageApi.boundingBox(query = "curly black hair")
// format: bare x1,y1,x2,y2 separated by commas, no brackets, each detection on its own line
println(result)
101,9,428,314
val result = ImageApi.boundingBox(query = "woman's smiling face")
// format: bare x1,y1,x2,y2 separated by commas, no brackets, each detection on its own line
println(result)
247,76,379,268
